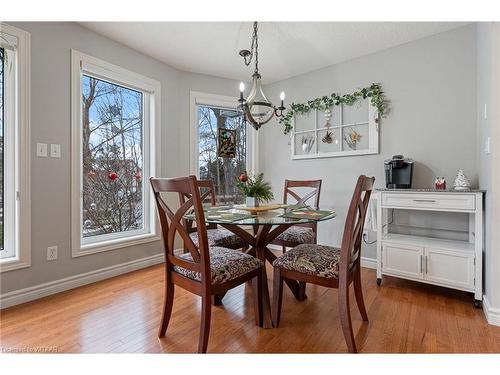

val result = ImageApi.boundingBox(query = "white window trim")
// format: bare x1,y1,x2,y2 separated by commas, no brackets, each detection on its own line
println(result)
189,91,259,177
70,50,161,258
0,23,31,273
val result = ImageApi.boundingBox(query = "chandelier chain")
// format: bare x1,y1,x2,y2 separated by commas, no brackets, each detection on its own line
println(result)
243,22,259,74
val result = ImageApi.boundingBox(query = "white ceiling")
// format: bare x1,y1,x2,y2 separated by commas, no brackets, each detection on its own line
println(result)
80,22,468,84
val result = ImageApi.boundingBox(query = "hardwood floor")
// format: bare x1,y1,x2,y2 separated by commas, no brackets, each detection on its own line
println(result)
1,259,499,353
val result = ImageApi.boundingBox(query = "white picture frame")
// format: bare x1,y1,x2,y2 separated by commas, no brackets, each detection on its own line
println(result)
290,99,379,160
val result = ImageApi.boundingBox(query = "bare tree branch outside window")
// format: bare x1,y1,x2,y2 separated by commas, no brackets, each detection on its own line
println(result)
81,75,144,238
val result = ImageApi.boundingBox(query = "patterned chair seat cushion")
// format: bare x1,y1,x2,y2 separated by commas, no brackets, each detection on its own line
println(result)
272,244,341,279
275,226,315,244
190,228,243,248
174,246,263,284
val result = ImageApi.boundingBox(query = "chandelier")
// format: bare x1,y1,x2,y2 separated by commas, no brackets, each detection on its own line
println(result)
238,22,285,130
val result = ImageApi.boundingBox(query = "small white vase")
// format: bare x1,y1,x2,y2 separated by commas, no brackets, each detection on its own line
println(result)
246,197,259,207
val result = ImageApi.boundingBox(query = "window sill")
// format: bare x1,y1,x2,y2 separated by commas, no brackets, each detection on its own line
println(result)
72,233,162,258
0,257,31,273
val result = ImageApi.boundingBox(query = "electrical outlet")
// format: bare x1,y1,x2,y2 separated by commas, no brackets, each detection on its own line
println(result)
47,246,58,261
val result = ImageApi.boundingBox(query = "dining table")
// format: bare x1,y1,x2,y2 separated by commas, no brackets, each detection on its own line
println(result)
200,205,337,328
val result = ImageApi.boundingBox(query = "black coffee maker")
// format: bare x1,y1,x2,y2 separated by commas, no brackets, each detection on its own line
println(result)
384,155,414,189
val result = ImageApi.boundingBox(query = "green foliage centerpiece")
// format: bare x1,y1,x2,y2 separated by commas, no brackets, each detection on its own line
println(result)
237,173,274,207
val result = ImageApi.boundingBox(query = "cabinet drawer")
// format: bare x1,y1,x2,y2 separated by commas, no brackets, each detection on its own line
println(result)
382,243,423,280
381,193,475,211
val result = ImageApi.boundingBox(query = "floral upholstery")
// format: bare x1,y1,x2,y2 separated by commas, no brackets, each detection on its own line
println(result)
275,226,315,244
173,246,263,284
272,244,341,279
189,228,244,248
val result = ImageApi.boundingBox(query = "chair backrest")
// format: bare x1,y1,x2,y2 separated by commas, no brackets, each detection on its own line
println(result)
339,175,375,279
179,179,217,232
150,176,211,282
179,179,217,206
283,179,322,210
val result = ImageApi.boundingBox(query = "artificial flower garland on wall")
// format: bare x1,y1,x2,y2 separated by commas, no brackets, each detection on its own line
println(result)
278,83,387,134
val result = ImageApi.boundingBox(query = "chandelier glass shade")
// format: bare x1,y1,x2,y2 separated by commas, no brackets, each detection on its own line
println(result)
244,73,275,127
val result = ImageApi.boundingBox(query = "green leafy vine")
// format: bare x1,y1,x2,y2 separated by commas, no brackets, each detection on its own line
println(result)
278,83,387,134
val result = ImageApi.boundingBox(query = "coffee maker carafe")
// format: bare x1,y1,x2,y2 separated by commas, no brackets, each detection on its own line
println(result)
384,155,414,189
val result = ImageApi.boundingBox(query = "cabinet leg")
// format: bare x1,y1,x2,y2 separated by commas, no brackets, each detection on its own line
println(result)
376,278,382,286
474,299,482,309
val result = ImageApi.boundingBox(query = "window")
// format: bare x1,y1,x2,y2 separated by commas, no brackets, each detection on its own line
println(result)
190,92,257,204
71,50,161,257
0,23,31,272
290,99,379,159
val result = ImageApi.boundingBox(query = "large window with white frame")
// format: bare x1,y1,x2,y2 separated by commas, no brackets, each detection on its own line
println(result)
190,92,257,204
71,50,161,257
0,23,31,272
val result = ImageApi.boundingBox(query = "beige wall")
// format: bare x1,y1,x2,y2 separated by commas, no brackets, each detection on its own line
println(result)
0,22,240,295
260,25,477,260
490,24,500,311
2,22,499,317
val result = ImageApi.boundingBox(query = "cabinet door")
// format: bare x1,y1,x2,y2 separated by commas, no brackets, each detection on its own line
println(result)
424,248,474,291
382,243,424,280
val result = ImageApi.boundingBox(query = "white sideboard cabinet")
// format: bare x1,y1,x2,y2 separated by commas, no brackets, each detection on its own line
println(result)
375,189,484,307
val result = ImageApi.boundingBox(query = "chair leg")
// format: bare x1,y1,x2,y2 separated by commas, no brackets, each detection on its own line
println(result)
272,267,284,327
252,272,264,327
354,268,368,322
212,293,226,306
298,281,307,300
198,296,212,353
158,282,175,338
339,285,357,353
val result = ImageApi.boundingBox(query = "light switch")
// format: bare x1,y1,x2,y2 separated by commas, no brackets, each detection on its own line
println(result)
36,143,48,157
50,144,61,158
485,137,491,155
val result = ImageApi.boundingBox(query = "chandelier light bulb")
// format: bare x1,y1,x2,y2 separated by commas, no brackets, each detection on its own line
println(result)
239,82,245,102
280,91,285,101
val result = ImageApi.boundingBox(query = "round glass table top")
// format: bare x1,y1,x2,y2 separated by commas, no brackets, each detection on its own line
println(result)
192,205,337,226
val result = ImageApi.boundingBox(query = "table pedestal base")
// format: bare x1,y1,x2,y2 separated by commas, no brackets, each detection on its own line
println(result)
218,223,304,328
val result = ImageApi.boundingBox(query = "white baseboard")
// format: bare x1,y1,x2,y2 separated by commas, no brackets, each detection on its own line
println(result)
0,253,165,309
360,256,377,269
483,295,500,327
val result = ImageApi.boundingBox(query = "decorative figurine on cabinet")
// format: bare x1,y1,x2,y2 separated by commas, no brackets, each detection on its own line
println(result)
435,177,446,190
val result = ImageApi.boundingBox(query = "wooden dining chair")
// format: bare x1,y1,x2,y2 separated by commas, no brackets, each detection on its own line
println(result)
271,179,322,299
179,179,247,251
271,175,374,353
272,179,322,252
150,176,264,353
